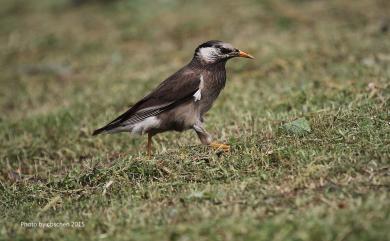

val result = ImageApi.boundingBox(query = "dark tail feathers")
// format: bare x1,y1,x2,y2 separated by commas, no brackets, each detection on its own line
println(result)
92,127,106,136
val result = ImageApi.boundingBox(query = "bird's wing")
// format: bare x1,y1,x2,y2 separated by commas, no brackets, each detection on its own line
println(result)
93,67,201,134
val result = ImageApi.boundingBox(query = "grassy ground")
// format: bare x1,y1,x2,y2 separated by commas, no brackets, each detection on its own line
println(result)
1,0,389,240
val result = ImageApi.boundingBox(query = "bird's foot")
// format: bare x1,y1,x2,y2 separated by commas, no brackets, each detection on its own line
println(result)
209,142,230,152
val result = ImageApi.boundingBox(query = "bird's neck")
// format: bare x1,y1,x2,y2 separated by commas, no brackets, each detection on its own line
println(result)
189,57,227,71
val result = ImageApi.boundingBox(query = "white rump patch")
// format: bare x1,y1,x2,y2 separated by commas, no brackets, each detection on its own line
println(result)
197,47,219,63
193,75,204,102
130,116,161,135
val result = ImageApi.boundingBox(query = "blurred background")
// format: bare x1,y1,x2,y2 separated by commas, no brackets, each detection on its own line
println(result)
1,0,389,152
1,0,389,117
1,0,388,121
1,0,390,186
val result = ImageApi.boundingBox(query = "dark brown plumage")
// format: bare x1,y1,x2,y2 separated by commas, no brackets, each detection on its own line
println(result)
93,40,254,155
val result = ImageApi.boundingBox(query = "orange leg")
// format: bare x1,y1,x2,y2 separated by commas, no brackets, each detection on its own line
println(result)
209,142,230,152
147,133,153,158
193,123,230,152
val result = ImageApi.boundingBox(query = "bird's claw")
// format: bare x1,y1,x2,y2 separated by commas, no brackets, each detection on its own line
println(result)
209,142,230,152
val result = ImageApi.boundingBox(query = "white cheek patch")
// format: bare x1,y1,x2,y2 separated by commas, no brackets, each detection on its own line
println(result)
130,116,161,135
198,47,219,62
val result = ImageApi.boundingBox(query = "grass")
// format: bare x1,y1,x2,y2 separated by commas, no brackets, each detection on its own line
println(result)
0,0,389,240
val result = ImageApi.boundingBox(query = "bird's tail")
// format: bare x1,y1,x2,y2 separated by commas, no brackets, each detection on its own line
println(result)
92,127,107,136
92,123,125,135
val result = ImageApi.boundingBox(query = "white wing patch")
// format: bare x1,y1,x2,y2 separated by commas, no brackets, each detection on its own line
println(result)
136,103,172,113
193,75,204,102
193,90,201,101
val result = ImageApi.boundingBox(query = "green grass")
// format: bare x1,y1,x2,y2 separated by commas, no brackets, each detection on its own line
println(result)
1,0,389,240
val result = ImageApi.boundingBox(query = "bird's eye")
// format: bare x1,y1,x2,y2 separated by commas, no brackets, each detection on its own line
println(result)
220,47,230,54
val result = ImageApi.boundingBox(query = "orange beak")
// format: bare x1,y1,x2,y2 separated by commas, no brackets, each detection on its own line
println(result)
238,50,255,59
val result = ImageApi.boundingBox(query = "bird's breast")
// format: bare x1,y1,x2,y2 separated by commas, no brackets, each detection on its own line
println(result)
198,70,226,115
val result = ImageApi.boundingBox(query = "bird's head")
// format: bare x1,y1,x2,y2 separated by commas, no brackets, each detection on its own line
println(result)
194,40,254,64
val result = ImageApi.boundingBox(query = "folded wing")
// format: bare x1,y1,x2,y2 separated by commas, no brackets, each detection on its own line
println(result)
93,67,201,135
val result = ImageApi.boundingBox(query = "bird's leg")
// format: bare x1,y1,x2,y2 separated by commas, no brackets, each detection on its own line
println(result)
193,122,230,152
209,142,230,152
147,133,153,158
193,124,212,145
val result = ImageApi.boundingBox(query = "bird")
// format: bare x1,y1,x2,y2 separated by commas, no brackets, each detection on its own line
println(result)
93,40,254,156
